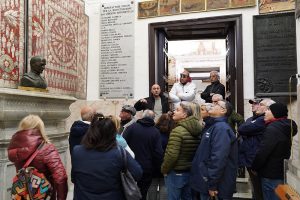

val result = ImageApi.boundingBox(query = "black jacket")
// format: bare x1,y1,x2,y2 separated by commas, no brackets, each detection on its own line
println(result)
123,117,164,174
69,121,90,155
134,94,169,113
201,80,225,103
252,118,298,179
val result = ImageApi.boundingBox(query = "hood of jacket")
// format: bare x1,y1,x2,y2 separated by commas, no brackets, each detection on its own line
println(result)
137,117,155,127
270,118,298,137
70,120,90,138
8,129,43,163
177,116,202,137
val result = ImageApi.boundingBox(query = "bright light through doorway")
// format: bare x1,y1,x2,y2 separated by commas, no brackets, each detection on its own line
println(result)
168,39,226,103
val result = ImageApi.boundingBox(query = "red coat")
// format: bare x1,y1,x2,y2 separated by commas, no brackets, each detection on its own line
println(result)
8,129,68,200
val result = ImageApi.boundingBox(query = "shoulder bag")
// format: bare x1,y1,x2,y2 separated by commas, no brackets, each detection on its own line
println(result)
11,142,52,200
119,147,142,200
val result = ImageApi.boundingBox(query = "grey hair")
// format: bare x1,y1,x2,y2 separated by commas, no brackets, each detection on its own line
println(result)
180,102,194,117
262,98,276,107
212,94,223,101
142,109,155,120
201,103,213,112
210,71,220,79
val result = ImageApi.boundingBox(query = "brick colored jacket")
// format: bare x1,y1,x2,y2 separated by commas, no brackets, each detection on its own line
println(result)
8,129,68,200
161,116,202,174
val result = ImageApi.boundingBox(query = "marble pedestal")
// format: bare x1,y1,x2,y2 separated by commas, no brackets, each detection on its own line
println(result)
0,88,76,199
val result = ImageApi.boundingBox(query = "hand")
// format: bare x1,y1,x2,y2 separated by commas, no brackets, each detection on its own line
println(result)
140,99,147,103
209,190,218,197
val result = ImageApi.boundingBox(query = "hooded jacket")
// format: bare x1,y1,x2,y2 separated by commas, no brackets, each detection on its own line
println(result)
161,116,202,174
190,117,238,199
8,129,68,200
69,120,90,155
123,117,163,174
252,118,298,179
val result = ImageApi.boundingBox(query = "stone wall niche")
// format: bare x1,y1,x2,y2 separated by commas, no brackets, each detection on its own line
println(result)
0,88,76,200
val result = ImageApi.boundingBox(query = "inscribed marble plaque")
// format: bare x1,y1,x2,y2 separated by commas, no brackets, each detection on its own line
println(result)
100,1,135,99
253,13,297,96
0,0,24,88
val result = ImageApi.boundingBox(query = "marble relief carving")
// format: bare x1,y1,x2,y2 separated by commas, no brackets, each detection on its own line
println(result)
28,0,88,99
0,0,24,87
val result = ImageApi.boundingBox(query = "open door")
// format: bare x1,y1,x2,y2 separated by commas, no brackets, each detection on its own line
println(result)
149,15,244,115
156,30,169,94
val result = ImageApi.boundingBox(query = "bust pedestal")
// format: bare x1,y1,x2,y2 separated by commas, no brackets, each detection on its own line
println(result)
0,88,76,199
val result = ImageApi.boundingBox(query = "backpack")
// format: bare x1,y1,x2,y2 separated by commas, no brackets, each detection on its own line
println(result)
11,142,52,200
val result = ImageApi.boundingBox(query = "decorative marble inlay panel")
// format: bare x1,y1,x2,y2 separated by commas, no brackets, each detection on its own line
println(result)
28,0,88,99
0,0,24,88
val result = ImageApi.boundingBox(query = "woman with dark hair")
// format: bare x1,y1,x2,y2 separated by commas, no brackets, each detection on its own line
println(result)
71,115,143,200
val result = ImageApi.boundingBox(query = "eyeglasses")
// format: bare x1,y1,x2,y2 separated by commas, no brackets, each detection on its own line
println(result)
180,74,188,78
212,101,226,109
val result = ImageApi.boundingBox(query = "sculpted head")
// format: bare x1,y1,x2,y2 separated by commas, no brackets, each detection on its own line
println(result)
30,56,46,75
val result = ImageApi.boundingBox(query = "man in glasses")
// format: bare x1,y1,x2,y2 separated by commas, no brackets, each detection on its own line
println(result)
169,69,196,109
238,98,275,200
134,84,169,121
190,100,238,200
201,71,225,103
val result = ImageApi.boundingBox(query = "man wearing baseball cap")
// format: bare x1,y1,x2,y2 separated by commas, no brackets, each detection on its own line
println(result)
249,98,262,116
238,98,275,200
252,102,298,200
119,105,136,135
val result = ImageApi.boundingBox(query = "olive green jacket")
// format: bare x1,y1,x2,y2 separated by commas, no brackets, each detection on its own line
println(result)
161,116,202,174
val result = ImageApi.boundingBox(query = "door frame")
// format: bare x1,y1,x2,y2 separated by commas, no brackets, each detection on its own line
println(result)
148,14,244,115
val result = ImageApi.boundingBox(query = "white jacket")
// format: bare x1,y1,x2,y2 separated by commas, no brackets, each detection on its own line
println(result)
169,82,196,109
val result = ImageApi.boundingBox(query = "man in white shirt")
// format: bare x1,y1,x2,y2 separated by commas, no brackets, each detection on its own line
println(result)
169,69,196,109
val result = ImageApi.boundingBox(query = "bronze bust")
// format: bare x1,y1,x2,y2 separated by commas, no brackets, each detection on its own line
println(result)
20,56,47,89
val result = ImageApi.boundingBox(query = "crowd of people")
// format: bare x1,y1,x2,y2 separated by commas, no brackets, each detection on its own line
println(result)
7,70,298,200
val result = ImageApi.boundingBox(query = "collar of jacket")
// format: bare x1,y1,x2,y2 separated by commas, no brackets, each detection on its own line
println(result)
137,117,155,127
265,117,287,125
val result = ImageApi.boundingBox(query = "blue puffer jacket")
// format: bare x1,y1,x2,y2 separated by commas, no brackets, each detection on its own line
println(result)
238,115,265,167
190,117,238,199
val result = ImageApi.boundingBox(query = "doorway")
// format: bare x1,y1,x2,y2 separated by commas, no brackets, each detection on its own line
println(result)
148,15,244,115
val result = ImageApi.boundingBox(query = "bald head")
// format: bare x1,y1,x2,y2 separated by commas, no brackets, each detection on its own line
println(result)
151,84,161,97
81,106,95,122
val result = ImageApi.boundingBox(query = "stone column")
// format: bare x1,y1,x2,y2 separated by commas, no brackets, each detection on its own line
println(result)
0,88,76,199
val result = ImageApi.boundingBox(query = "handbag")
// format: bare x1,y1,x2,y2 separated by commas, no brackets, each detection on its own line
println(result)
119,147,142,200
11,142,52,200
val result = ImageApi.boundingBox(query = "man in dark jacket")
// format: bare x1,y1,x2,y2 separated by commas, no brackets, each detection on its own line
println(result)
123,110,164,200
134,84,169,121
252,102,298,200
238,98,274,200
69,106,95,155
190,100,238,200
201,71,225,103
